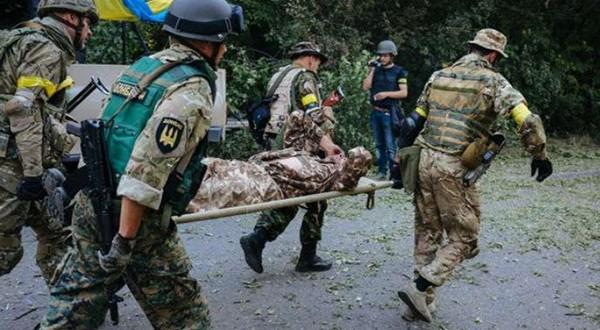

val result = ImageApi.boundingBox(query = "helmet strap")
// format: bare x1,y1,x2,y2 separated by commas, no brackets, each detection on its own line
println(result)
176,37,220,69
50,13,85,50
209,42,223,69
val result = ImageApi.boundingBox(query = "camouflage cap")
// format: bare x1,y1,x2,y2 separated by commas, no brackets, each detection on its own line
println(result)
467,28,508,58
288,41,328,64
37,0,99,24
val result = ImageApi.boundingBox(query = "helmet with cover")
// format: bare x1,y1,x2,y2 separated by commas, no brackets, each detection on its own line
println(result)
37,0,99,25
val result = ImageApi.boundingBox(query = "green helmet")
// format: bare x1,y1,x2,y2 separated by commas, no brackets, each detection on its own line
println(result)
37,0,99,25
376,40,397,56
288,41,328,64
163,0,245,42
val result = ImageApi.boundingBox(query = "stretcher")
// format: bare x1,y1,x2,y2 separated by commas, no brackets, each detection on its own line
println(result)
173,178,393,224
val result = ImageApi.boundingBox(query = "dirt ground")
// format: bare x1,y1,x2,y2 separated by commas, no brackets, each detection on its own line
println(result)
1,140,599,329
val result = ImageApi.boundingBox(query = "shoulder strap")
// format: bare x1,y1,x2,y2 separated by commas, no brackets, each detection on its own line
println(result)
266,65,300,98
107,58,216,125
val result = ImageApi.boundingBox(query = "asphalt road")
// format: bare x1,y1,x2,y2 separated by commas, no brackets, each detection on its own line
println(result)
1,153,599,329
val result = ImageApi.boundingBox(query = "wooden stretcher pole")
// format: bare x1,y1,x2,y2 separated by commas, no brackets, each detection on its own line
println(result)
173,179,393,224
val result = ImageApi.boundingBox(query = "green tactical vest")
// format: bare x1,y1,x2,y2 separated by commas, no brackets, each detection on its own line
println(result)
101,56,215,215
418,65,498,155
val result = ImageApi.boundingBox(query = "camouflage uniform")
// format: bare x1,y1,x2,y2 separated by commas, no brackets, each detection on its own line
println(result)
412,52,548,287
188,111,371,213
257,67,334,244
0,16,77,284
41,42,213,329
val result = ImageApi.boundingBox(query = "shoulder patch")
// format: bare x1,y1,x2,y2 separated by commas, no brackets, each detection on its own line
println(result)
156,117,184,154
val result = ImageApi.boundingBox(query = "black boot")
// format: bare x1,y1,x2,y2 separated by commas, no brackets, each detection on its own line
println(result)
295,242,332,272
240,228,267,273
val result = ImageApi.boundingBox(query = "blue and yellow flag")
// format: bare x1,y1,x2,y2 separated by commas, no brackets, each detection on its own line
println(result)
96,0,172,22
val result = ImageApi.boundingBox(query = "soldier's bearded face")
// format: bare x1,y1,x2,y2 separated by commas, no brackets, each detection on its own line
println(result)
77,17,93,50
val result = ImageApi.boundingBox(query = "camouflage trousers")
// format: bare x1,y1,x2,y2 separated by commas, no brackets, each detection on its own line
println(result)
0,186,69,284
255,200,327,245
413,148,480,286
41,191,210,329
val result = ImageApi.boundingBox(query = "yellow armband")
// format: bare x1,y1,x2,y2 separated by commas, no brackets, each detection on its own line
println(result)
511,103,531,128
17,75,74,98
301,93,320,113
415,106,428,118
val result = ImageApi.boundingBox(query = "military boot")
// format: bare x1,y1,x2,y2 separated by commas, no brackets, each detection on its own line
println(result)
295,242,332,272
402,287,436,321
240,228,267,273
398,284,433,322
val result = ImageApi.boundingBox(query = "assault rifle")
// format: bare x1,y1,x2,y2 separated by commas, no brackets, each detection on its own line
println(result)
67,77,109,113
79,119,122,324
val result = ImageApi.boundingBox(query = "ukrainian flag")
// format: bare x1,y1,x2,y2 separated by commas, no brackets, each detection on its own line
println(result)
96,0,172,23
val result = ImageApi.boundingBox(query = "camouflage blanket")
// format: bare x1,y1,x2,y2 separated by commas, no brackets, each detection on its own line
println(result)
186,147,372,213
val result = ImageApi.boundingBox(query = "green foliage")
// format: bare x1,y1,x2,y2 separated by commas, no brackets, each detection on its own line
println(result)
86,21,163,64
320,52,375,152
85,0,600,159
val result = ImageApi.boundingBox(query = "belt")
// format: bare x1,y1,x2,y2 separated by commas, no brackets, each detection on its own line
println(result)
373,106,390,112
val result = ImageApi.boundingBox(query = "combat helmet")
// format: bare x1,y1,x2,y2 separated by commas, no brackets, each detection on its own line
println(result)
288,41,328,64
376,40,397,56
468,28,508,58
163,0,245,42
37,0,99,25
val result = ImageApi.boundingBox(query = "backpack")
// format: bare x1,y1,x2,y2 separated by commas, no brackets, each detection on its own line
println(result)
245,65,302,149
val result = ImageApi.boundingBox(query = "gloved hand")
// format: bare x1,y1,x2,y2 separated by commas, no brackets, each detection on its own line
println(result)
16,176,46,201
397,111,426,150
389,162,403,189
531,158,553,182
98,234,134,280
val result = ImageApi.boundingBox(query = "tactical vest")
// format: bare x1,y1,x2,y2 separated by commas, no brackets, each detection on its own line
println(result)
101,56,215,215
264,65,305,135
418,66,498,155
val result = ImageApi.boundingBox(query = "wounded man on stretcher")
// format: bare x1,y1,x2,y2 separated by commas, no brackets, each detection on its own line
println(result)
188,147,372,212
187,110,373,213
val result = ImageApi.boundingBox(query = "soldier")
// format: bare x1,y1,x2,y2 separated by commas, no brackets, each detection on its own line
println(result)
0,0,97,284
396,28,553,323
40,0,244,328
240,42,343,274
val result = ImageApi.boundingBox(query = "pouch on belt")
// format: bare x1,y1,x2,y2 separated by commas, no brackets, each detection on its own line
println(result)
395,145,421,193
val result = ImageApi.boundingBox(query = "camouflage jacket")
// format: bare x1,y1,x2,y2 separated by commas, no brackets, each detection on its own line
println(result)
115,42,214,210
0,17,76,179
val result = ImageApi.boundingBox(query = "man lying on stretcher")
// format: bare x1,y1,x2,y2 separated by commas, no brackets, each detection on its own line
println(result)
187,111,373,212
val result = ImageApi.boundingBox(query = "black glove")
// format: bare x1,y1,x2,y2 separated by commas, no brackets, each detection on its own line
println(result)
397,111,427,148
389,162,403,189
16,176,46,201
531,158,553,182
